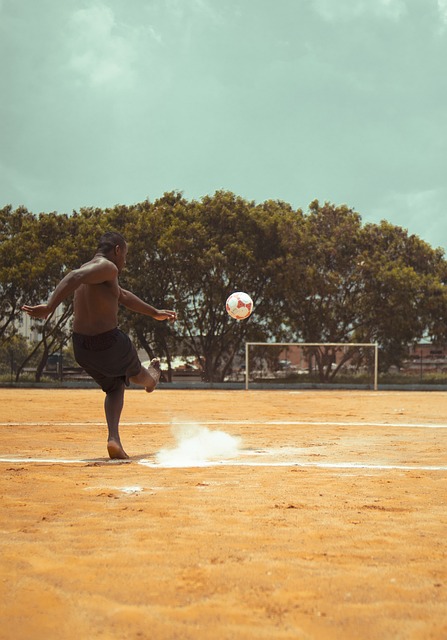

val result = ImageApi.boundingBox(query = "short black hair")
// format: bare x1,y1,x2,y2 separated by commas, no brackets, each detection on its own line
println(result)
97,231,127,254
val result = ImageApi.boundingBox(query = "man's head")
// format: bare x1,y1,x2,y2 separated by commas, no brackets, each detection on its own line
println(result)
97,231,128,272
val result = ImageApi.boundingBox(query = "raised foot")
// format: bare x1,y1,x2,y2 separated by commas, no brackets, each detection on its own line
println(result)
145,357,161,393
107,440,129,460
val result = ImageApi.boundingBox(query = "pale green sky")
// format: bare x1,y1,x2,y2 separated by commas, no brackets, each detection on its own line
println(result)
1,0,446,248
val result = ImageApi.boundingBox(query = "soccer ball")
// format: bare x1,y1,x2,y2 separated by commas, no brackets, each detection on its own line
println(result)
226,291,253,321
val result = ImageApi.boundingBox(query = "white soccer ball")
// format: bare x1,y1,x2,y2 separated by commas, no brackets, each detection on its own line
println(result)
226,291,254,321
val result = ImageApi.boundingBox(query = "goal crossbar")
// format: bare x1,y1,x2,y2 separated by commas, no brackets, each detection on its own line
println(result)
245,342,379,390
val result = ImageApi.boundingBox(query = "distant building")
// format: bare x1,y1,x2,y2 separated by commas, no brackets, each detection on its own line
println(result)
405,343,447,374
15,308,65,343
15,312,41,342
408,343,447,359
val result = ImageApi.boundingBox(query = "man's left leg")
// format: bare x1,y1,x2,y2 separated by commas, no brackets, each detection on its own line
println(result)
104,381,128,459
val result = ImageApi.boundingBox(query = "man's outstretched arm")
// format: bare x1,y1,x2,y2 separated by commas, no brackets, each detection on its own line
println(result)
119,288,177,322
22,259,118,320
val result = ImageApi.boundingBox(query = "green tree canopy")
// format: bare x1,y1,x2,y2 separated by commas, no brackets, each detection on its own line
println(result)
1,194,446,383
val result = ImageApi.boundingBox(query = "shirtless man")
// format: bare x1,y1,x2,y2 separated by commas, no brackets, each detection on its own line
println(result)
22,231,177,460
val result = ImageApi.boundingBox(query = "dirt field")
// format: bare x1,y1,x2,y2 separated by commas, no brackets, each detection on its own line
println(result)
0,387,446,640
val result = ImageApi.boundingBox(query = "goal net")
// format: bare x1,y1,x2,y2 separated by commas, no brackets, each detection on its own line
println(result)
245,342,379,390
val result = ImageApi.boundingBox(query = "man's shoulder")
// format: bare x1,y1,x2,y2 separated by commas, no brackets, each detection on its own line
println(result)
77,256,118,283
82,256,117,270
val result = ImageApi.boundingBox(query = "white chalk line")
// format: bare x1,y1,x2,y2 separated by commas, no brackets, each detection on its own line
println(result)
0,457,128,465
0,456,446,471
139,460,447,471
2,421,445,469
1,420,446,429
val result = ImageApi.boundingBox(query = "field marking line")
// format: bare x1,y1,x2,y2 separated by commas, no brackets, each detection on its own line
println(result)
139,460,447,471
0,457,128,465
1,420,446,429
0,456,446,471
0,457,88,464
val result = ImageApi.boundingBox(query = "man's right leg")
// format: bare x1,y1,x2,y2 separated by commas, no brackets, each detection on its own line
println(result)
130,358,161,393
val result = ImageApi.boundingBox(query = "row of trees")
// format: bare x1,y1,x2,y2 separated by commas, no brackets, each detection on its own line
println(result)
1,191,447,382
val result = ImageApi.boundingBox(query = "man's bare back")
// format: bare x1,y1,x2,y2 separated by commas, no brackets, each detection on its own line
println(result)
73,256,121,335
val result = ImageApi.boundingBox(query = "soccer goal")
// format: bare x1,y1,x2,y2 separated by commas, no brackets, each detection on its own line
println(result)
245,342,379,390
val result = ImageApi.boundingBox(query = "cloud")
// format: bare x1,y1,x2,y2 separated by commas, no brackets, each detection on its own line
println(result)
0,160,49,211
437,0,447,24
368,187,447,249
313,0,407,22
163,0,222,24
67,2,140,87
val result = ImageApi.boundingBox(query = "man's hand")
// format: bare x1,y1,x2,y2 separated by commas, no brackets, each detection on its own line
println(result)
21,304,52,320
154,309,177,322
118,289,177,321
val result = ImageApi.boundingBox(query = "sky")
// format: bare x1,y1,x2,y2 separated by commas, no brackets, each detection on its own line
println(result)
1,0,446,249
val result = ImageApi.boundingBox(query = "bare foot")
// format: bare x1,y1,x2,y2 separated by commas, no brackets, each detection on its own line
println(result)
145,358,161,393
107,440,129,460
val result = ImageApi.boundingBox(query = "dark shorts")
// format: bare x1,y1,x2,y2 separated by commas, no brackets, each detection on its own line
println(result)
72,328,142,393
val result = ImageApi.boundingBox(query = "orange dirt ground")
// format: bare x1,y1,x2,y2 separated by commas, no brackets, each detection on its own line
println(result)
0,387,446,640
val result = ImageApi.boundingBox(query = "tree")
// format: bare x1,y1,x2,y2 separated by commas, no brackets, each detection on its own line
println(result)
0,334,29,379
278,201,447,378
110,196,181,380
150,191,297,381
357,221,447,370
9,211,80,380
276,201,368,379
0,207,94,380
0,205,37,342
2,195,446,384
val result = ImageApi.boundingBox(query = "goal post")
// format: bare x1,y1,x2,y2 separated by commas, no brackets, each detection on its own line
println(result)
245,342,379,390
